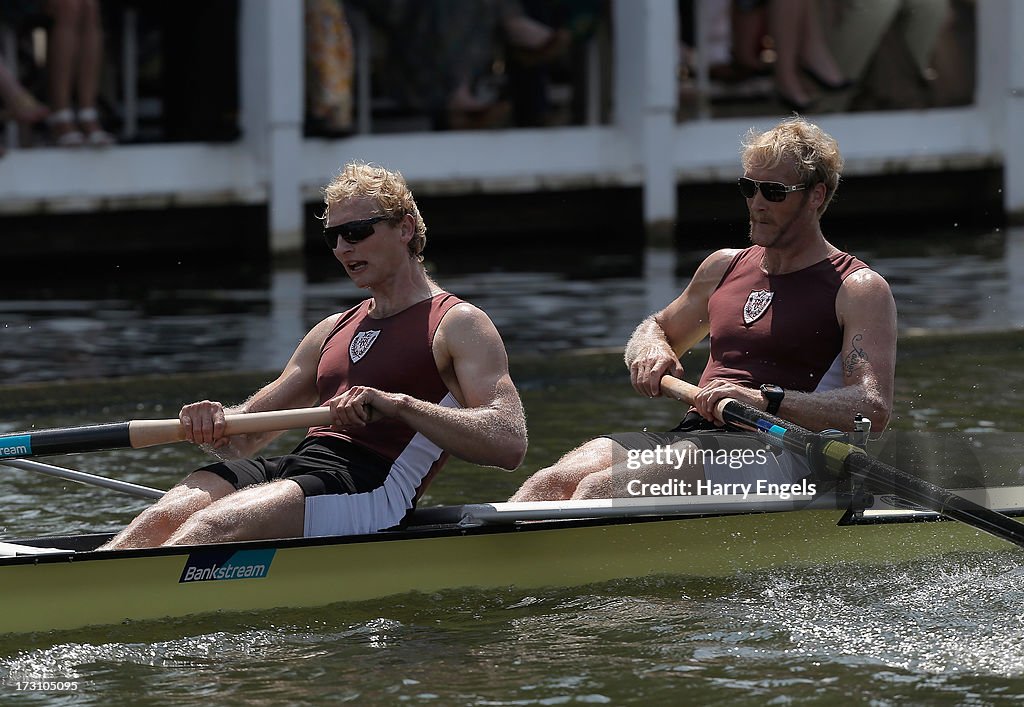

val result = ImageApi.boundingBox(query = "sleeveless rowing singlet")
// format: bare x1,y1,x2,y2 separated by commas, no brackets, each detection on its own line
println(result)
698,246,868,393
308,293,464,486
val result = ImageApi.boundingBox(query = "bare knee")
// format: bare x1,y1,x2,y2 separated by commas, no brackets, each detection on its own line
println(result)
101,472,232,550
100,496,201,551
563,437,617,469
147,479,223,522
167,509,240,546
133,498,190,533
510,438,617,501
571,471,614,500
510,468,576,501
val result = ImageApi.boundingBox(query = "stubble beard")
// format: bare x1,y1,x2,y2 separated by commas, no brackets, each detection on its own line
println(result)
747,195,810,250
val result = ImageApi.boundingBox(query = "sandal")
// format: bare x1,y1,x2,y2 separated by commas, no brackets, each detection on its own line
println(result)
48,108,84,147
77,107,115,147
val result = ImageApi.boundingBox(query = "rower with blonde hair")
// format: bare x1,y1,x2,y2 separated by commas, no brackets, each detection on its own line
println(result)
512,117,897,501
105,162,527,548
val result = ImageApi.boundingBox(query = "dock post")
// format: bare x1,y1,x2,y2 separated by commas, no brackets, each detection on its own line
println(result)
1003,4,1024,222
977,2,1024,222
612,0,679,249
240,0,305,257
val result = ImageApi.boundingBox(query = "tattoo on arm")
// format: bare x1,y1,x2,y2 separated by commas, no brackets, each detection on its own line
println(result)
843,334,869,377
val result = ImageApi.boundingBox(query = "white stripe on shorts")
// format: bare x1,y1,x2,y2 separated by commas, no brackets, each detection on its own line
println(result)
302,393,460,537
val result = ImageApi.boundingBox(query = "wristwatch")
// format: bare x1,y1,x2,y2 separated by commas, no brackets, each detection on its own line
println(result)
759,384,785,415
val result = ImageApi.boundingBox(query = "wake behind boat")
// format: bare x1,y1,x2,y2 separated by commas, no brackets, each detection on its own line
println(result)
3,488,1024,635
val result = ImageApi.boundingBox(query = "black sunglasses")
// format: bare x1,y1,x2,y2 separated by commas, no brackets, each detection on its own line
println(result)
738,177,808,202
323,215,389,249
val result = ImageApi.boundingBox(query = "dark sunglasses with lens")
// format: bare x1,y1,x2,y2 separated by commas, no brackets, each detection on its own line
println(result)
323,215,389,248
738,176,808,202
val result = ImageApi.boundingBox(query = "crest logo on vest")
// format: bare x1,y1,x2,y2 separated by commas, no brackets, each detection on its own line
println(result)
349,330,381,363
743,290,773,325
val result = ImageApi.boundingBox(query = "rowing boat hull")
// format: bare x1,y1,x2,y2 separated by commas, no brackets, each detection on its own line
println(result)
1,502,1015,636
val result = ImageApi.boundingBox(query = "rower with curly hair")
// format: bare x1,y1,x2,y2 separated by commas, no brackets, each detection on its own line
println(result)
104,162,527,548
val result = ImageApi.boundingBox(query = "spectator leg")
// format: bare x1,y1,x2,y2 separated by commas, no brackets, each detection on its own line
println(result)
769,0,813,106
75,0,103,114
900,0,952,77
46,0,83,114
827,0,900,82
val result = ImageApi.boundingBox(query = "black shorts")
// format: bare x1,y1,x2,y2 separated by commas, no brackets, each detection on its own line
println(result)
602,411,812,485
602,411,740,451
200,435,391,498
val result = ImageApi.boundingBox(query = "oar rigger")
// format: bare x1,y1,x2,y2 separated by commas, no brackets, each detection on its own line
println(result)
659,375,1024,550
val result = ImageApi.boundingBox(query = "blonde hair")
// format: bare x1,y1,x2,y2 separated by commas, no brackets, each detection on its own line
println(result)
741,117,844,216
322,162,428,260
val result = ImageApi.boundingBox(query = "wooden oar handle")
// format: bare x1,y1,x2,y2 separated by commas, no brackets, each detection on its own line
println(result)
127,407,334,449
660,375,732,422
659,375,698,403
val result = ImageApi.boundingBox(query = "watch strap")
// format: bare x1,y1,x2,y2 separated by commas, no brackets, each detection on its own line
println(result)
760,384,784,415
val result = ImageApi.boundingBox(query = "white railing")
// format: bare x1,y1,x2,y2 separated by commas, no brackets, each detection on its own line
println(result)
2,23,19,152
1,0,1021,252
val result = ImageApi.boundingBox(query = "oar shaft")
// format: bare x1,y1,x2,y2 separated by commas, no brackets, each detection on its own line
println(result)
1,459,165,499
0,407,335,460
842,453,1024,547
659,375,1024,550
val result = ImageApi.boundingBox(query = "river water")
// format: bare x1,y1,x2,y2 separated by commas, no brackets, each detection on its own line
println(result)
2,225,1023,384
2,226,1024,703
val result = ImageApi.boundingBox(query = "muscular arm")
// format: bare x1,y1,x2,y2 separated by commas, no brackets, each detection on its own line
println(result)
625,249,736,397
180,315,337,458
325,304,528,470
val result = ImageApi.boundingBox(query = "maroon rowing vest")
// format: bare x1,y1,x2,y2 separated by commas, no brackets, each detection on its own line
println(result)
309,293,464,464
698,246,868,392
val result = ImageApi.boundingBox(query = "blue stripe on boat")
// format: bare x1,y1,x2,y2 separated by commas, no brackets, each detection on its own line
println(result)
0,435,33,458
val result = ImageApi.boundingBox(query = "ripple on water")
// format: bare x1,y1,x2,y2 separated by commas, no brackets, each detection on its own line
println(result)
737,552,1024,678
3,561,1024,703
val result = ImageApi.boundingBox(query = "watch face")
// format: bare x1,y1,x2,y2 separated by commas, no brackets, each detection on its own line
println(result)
760,385,784,415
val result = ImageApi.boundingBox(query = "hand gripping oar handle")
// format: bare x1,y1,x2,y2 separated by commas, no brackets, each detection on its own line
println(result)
128,407,334,447
660,376,729,422
0,407,334,460
660,375,1024,550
